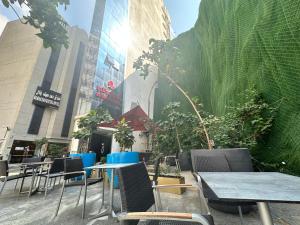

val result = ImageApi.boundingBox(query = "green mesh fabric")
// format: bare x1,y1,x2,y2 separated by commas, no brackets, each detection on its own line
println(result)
154,0,300,173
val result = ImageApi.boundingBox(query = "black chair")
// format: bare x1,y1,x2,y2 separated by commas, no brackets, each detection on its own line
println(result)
55,158,102,219
38,158,65,197
117,162,214,225
0,160,26,194
191,148,254,224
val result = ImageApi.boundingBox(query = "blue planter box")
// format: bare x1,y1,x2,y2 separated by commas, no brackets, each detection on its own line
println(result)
107,152,139,188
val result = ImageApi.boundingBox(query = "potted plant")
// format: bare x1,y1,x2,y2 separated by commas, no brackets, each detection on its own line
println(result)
72,107,112,170
113,118,135,152
148,158,186,195
73,107,112,153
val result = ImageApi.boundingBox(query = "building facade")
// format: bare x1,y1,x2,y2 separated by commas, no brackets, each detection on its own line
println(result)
0,21,88,161
77,0,171,119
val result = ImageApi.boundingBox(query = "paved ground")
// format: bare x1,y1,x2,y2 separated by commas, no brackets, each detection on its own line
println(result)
0,171,299,225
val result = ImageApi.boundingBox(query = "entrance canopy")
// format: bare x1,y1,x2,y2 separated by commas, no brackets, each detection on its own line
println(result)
101,106,150,131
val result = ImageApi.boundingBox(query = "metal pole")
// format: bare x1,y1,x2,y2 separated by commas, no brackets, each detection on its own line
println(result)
257,202,274,225
108,168,114,218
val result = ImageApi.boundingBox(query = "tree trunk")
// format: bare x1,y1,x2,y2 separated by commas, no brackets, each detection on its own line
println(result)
165,74,212,150
175,126,182,158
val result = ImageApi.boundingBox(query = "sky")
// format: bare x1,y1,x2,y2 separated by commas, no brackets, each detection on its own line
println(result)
164,0,201,36
0,0,201,38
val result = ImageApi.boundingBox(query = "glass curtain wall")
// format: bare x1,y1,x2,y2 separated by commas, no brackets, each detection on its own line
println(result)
92,0,129,118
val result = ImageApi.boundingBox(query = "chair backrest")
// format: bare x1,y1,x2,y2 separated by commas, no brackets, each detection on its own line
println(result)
50,158,65,174
22,157,42,169
64,158,84,180
22,157,42,163
0,160,8,177
118,163,155,217
191,148,253,173
191,150,231,173
223,148,254,172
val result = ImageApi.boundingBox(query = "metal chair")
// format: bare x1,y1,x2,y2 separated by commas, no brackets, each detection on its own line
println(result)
0,160,26,194
55,158,102,219
38,158,65,197
191,148,255,225
117,162,214,225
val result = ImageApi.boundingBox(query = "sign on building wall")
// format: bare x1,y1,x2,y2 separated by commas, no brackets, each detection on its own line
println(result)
32,86,61,109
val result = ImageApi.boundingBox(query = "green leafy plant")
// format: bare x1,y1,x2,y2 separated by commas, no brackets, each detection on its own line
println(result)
47,143,68,158
152,89,276,164
1,0,69,49
206,89,277,150
114,118,135,152
134,39,212,149
34,137,48,151
73,107,112,153
152,102,203,158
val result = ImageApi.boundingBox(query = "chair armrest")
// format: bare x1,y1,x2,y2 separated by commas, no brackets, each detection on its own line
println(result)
118,212,210,225
153,184,197,189
60,171,86,176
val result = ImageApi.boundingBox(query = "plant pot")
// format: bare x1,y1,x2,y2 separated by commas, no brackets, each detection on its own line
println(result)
149,175,186,195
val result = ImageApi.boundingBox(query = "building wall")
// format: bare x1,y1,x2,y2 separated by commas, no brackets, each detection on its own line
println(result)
76,0,171,118
0,20,43,144
91,0,128,115
126,0,171,77
123,67,158,119
0,21,88,159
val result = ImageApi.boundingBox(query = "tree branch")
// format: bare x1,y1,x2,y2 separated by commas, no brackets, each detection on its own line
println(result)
8,2,27,24
164,73,212,150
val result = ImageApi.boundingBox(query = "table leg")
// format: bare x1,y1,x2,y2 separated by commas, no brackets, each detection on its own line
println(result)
99,168,105,213
108,168,115,218
88,168,110,220
28,169,37,197
257,202,273,225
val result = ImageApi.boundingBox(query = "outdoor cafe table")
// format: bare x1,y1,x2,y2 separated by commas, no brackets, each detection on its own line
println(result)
19,161,53,197
199,172,300,225
85,163,137,219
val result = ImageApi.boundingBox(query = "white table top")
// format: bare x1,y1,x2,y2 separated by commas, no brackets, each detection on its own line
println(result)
199,172,300,203
85,163,137,170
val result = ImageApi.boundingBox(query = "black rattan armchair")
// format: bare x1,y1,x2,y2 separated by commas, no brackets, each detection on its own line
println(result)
117,162,214,225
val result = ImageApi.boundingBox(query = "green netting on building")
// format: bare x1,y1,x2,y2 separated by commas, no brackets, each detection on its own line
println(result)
154,0,300,173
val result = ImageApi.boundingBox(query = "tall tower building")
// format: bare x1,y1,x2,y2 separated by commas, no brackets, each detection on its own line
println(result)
126,0,171,77
77,0,171,118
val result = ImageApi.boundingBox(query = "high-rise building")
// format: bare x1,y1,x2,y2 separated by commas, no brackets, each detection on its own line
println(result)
0,21,88,162
126,0,171,77
77,0,171,118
